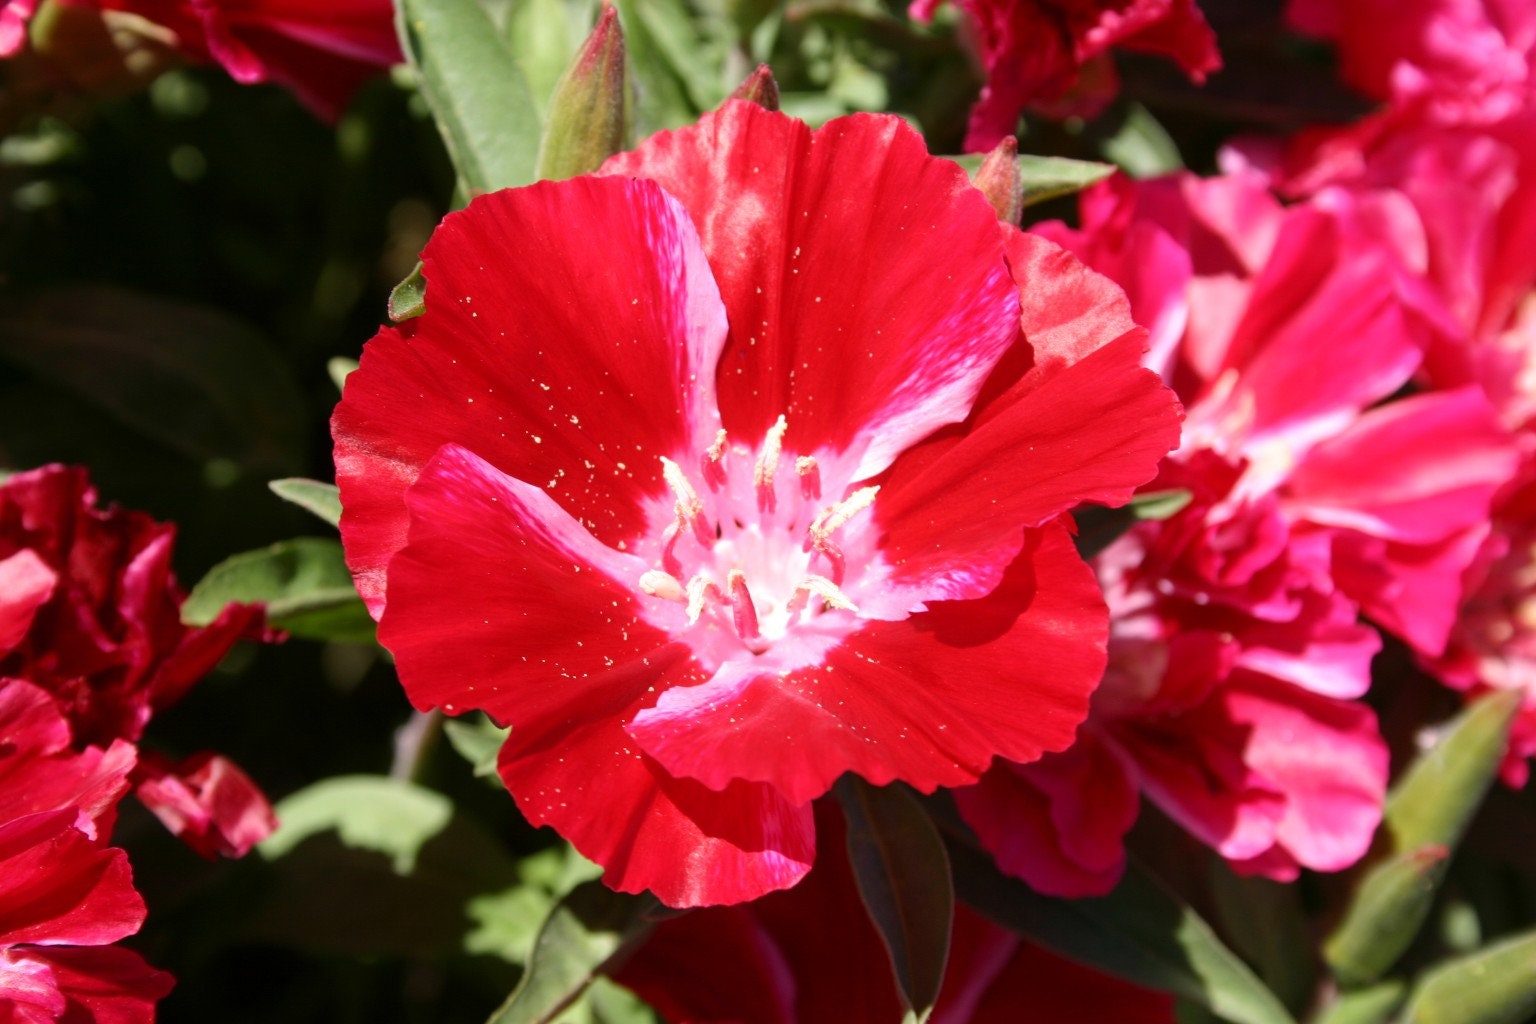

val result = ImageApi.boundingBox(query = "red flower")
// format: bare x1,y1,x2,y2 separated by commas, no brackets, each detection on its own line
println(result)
79,0,400,120
0,465,275,858
0,679,173,1024
0,0,37,56
334,102,1180,906
910,0,1221,151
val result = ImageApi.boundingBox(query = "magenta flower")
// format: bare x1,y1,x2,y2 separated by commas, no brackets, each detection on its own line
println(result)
334,102,1181,906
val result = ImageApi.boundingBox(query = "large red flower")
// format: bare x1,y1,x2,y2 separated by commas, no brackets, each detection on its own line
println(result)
334,101,1181,906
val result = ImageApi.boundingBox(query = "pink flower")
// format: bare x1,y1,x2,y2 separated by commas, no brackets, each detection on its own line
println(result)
613,803,1177,1023
79,0,401,120
957,168,1519,894
0,0,37,56
334,101,1181,906
1286,0,1536,124
909,0,1220,151
0,465,275,858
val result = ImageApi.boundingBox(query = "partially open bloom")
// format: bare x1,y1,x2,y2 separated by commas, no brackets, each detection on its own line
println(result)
0,465,275,858
334,101,1181,906
910,0,1221,151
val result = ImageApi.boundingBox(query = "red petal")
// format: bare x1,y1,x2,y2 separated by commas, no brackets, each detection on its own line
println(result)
876,330,1180,600
629,521,1106,804
335,176,729,615
134,751,277,859
0,550,55,655
380,444,813,906
603,102,1021,478
5,946,174,1024
0,811,144,948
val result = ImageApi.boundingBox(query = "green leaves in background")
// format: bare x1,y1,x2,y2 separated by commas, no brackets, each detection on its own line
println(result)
0,285,307,476
487,881,665,1024
183,536,374,643
947,839,1296,1024
837,778,953,1024
396,0,543,194
1323,691,1521,987
1402,928,1536,1024
268,478,342,528
536,5,630,181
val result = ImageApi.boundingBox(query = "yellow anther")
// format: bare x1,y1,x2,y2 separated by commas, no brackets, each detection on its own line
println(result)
639,570,686,602
809,485,880,541
753,415,789,509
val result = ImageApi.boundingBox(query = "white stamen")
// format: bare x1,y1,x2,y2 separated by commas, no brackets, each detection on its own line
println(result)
795,455,821,501
685,573,722,625
639,570,686,602
786,573,858,616
808,485,880,542
660,455,713,546
701,429,729,490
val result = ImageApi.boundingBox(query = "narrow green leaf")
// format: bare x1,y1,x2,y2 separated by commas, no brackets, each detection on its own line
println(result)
1073,489,1194,559
388,261,427,321
948,841,1296,1024
397,0,542,194
1386,690,1522,851
0,286,306,474
1324,845,1450,987
1312,982,1407,1024
183,537,375,643
1210,868,1315,1013
1403,928,1536,1024
837,778,953,1023
950,152,1116,209
268,478,342,528
610,0,709,133
536,5,630,181
486,881,664,1024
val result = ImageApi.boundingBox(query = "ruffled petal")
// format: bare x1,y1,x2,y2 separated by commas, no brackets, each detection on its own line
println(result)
603,101,1021,479
629,521,1105,804
335,176,729,615
0,811,144,948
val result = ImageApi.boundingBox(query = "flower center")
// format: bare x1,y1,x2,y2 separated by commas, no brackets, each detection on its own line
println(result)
636,416,875,658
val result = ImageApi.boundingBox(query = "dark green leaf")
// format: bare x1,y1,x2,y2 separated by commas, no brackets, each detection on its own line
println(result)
1387,690,1522,851
1324,845,1450,987
268,478,342,529
837,778,953,1023
1210,867,1315,1013
486,881,665,1024
0,286,306,475
1403,928,1536,1024
948,841,1296,1024
398,0,542,194
183,537,375,643
388,261,427,321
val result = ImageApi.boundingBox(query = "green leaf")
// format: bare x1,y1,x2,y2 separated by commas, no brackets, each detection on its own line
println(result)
328,357,359,393
1403,928,1536,1024
466,847,605,965
397,0,543,194
444,712,513,779
949,152,1116,209
388,261,427,321
1210,868,1315,1013
1386,690,1522,851
268,478,342,529
836,779,953,1023
0,285,306,475
948,841,1296,1024
610,0,710,133
1312,982,1407,1024
1323,845,1451,987
1101,102,1183,178
183,537,375,643
503,0,592,110
486,881,665,1024
536,6,630,180
250,775,520,957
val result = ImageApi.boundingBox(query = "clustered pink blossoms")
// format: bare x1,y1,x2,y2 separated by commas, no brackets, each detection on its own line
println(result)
0,465,275,1022
334,99,1182,907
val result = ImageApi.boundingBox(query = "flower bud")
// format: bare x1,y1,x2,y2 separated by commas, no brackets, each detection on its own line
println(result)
727,63,780,111
974,135,1023,225
536,4,628,181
